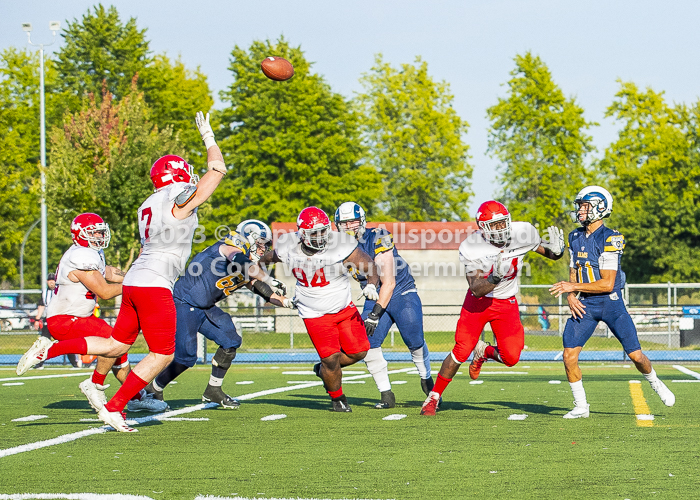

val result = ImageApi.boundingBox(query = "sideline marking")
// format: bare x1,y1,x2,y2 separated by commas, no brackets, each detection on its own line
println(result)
672,365,700,380
507,414,527,420
671,380,700,383
480,371,528,375
0,368,414,458
382,414,407,421
0,495,157,499
261,414,287,421
628,380,653,427
3,382,24,386
0,372,92,383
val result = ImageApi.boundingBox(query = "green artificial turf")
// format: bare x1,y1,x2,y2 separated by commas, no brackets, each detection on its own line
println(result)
1,363,698,499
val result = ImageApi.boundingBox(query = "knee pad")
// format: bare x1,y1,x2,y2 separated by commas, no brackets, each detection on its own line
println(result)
212,346,237,370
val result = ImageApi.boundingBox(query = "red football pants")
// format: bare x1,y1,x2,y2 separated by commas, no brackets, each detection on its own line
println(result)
452,291,524,366
303,304,370,359
111,286,176,355
47,314,128,366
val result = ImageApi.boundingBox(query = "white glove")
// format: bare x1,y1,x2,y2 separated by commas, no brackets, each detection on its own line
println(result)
196,111,216,149
487,252,512,284
541,226,565,257
282,297,298,309
270,278,287,296
362,284,379,301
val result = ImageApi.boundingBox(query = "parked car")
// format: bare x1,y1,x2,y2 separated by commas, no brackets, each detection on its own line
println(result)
0,306,31,331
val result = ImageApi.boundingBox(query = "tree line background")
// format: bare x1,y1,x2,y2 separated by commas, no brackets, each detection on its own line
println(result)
1,5,698,291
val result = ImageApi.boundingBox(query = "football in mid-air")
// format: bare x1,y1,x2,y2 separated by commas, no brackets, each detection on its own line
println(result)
261,56,294,81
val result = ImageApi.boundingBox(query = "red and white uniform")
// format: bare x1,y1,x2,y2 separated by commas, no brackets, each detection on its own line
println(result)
48,245,105,319
113,183,198,354
275,231,368,358
45,246,117,352
453,222,541,365
276,231,358,319
124,183,199,290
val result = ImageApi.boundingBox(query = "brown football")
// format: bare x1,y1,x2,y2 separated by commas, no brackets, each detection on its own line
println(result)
261,56,294,81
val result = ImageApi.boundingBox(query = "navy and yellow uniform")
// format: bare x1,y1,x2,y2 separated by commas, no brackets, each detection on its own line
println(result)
563,225,641,353
172,239,251,367
356,227,425,351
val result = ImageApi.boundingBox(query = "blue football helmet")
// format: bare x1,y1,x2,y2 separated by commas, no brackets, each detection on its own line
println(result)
334,202,366,238
235,219,272,262
571,186,613,225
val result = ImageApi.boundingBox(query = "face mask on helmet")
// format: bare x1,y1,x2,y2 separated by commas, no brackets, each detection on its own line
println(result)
570,187,612,226
72,214,111,250
475,201,511,245
235,219,272,262
302,226,330,250
334,202,366,238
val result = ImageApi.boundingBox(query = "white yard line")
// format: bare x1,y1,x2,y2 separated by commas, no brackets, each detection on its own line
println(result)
0,495,157,499
672,365,700,379
0,372,92,383
0,368,414,459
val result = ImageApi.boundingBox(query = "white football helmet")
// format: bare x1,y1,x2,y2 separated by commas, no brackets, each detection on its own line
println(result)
235,219,272,262
571,186,613,225
334,201,366,238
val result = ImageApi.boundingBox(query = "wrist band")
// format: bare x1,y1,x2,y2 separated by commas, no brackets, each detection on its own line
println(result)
487,274,502,285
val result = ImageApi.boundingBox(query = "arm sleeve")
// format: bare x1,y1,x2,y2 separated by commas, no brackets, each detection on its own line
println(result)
599,252,619,271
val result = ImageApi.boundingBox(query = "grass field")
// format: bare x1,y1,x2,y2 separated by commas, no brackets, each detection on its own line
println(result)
1,362,699,500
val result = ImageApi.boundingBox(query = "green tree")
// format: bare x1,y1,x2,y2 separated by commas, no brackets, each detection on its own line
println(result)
47,81,184,270
54,5,213,160
214,37,381,227
0,48,57,286
599,82,700,283
355,55,472,221
487,52,596,284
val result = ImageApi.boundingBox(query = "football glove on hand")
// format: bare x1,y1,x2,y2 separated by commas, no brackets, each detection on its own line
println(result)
364,303,385,337
268,278,287,297
362,284,379,301
487,252,512,285
196,111,216,149
541,225,565,257
282,297,298,309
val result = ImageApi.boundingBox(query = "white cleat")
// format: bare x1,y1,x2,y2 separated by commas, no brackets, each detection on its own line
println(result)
127,393,170,413
97,406,137,433
651,380,676,407
79,378,110,412
472,339,488,360
563,403,590,419
16,337,55,375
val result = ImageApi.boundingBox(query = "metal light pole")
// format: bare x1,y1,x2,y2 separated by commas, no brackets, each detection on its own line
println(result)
20,218,42,307
22,21,60,296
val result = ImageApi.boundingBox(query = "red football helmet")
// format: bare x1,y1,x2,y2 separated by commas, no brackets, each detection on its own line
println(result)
71,213,111,250
476,201,511,245
297,207,331,250
150,155,199,190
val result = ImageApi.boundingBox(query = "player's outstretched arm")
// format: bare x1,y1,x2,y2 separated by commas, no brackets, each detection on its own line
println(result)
173,111,226,219
344,248,382,294
71,270,122,300
535,226,565,260
104,266,127,283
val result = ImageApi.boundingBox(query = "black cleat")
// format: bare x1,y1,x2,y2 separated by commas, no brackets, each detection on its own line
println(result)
421,377,435,397
202,385,240,409
331,394,352,412
144,381,164,401
374,390,396,409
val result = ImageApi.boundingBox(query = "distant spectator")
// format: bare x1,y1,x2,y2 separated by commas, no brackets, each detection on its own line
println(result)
537,306,551,330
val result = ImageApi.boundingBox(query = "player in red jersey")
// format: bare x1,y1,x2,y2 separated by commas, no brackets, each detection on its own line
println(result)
17,111,226,432
420,201,566,416
262,207,382,412
44,213,167,413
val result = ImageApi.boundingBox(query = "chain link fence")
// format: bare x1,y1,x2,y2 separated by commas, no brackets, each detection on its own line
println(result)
2,284,700,365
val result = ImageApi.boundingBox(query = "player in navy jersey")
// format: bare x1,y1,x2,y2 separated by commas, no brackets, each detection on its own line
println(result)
145,220,294,408
550,186,675,418
334,202,433,409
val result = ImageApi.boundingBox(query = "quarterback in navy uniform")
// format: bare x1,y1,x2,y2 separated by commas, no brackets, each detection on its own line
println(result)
550,186,675,418
146,220,293,408
334,202,433,409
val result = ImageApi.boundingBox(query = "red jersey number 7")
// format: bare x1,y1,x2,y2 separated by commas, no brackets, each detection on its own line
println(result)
140,207,153,239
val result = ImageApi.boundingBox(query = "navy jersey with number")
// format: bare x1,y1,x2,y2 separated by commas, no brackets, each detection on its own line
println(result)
173,240,250,308
568,225,626,295
355,227,415,295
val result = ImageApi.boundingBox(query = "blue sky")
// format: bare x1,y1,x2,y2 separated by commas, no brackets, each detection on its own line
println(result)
3,1,700,213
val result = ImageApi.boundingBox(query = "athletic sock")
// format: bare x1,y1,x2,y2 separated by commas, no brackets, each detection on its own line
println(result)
91,371,107,385
104,372,148,413
208,375,224,387
569,379,587,407
155,361,189,389
433,374,452,396
364,347,391,392
47,338,87,359
485,345,503,363
643,368,659,384
328,388,344,399
410,343,431,379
